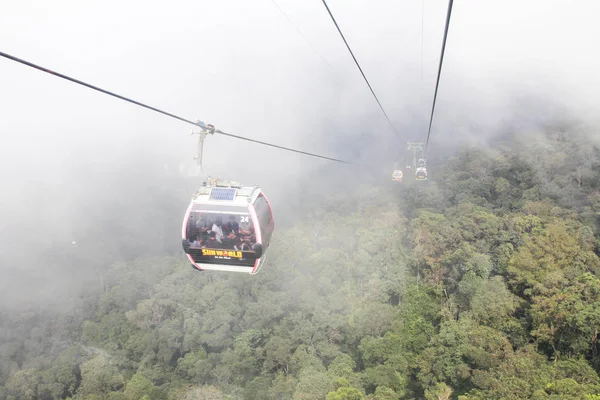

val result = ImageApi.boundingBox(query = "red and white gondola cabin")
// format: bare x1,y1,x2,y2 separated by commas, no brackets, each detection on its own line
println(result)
182,180,274,274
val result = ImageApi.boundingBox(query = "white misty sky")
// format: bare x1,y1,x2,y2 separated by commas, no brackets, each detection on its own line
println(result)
0,0,598,215
0,0,599,306
1,0,598,179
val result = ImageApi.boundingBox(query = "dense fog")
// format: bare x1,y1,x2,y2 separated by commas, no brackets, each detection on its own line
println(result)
1,1,600,398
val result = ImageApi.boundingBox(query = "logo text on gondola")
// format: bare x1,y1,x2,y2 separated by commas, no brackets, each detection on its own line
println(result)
202,249,243,258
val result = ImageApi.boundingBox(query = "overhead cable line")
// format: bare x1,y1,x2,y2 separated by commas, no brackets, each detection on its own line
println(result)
320,0,401,142
421,0,424,83
270,0,332,68
0,50,362,166
424,0,453,156
420,0,425,129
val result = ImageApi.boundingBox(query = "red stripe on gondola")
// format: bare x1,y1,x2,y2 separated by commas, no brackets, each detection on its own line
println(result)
248,203,262,274
181,202,199,268
262,193,275,231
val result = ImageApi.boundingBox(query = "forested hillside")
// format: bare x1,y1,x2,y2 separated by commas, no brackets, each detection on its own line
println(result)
3,125,600,399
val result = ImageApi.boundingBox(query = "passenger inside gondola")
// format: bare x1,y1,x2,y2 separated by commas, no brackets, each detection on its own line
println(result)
200,217,212,238
212,217,224,243
189,233,202,248
196,215,208,231
204,231,220,248
186,214,198,239
241,226,256,248
221,230,237,249
224,215,239,236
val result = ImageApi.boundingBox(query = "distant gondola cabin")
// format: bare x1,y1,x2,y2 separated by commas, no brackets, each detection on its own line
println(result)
415,167,428,180
392,169,403,182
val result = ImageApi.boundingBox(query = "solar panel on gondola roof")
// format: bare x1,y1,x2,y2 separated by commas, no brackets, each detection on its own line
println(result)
209,187,237,201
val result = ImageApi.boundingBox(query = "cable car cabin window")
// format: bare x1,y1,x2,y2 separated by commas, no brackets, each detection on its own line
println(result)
187,208,256,250
185,207,259,266
253,194,273,247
